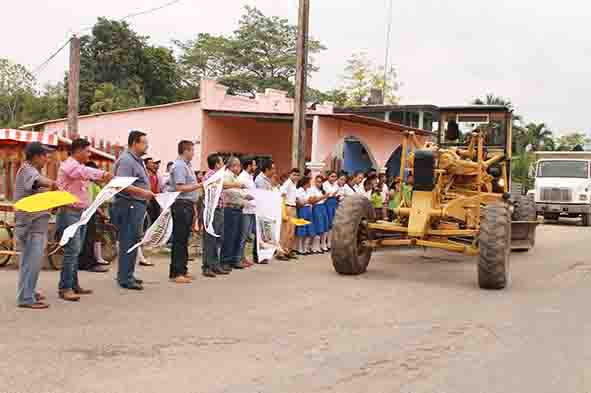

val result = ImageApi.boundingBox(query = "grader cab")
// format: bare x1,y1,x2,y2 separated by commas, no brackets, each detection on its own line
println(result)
331,106,538,289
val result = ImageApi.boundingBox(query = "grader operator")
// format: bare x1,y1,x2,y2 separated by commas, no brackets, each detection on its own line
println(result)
330,106,537,290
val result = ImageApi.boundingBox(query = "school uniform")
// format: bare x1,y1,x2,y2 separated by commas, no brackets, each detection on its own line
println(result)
310,187,329,235
322,181,339,229
295,188,315,238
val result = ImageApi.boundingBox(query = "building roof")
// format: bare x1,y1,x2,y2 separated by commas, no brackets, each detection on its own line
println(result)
317,113,434,136
336,104,440,114
439,105,512,113
20,99,201,129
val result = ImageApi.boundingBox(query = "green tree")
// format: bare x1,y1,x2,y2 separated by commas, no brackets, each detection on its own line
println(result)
21,83,67,124
76,18,181,114
555,132,590,151
518,122,554,152
341,52,400,106
175,6,326,98
0,58,36,127
90,82,145,113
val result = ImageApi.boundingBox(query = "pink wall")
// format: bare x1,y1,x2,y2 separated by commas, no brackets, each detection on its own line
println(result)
201,114,312,174
315,116,427,169
200,79,333,115
41,101,202,170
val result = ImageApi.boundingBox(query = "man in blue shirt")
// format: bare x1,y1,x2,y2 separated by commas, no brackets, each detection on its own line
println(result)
169,140,202,283
111,130,155,290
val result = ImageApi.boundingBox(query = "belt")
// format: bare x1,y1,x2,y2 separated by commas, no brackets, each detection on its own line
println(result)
61,206,84,213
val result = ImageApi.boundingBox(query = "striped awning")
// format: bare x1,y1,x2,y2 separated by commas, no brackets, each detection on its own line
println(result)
0,129,58,146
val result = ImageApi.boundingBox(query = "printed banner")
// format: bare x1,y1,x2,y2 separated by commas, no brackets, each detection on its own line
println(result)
127,192,180,253
250,189,282,261
59,177,137,246
203,167,225,237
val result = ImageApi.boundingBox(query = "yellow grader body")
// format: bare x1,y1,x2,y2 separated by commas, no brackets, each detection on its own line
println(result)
331,106,538,289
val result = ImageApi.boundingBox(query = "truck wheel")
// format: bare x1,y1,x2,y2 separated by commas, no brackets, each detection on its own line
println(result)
582,214,591,227
331,194,373,275
511,196,537,250
479,203,511,290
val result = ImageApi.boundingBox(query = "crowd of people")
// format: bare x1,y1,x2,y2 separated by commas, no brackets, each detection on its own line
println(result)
14,130,414,309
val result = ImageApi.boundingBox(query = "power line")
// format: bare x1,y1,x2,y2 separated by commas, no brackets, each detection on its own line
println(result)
32,0,185,75
382,0,394,92
32,37,72,75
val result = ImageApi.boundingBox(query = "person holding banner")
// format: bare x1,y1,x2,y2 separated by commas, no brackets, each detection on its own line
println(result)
221,157,254,271
169,140,202,283
111,131,155,291
15,142,58,309
202,154,229,277
56,138,112,302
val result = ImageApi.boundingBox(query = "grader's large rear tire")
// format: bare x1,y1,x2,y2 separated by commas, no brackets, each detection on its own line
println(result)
478,204,511,290
331,194,373,275
511,196,537,250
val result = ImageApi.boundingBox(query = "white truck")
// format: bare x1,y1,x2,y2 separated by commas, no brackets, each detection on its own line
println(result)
530,151,591,225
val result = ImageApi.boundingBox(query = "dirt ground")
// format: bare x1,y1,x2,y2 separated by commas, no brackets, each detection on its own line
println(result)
0,221,590,393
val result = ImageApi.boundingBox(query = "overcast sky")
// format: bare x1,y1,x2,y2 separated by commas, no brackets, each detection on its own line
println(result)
2,0,589,133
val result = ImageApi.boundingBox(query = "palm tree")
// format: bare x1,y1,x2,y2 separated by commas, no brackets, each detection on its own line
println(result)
521,122,554,152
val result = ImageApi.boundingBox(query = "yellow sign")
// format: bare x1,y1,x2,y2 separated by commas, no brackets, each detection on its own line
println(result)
291,218,311,226
14,191,78,213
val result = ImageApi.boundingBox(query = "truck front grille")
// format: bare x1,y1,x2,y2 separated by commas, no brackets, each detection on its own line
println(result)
540,187,572,202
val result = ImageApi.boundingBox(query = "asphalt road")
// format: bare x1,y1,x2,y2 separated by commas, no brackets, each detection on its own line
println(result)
0,221,590,393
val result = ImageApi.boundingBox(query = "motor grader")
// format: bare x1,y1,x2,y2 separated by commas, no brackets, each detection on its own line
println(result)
331,106,537,289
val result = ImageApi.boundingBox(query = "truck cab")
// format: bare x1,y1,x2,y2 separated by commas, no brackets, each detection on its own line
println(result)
532,151,591,225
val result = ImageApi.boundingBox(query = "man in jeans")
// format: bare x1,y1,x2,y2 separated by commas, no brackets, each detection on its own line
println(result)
15,142,57,309
221,156,253,270
111,131,155,290
56,139,112,302
169,140,202,283
202,154,228,277
238,157,258,266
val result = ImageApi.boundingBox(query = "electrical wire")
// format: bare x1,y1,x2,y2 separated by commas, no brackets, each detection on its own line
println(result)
32,37,72,75
31,0,184,75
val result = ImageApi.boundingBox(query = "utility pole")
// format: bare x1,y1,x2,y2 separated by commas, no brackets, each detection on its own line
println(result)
292,0,310,172
67,35,81,139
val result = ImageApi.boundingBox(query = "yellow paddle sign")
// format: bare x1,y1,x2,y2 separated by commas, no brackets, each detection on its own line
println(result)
14,191,78,213
291,218,311,226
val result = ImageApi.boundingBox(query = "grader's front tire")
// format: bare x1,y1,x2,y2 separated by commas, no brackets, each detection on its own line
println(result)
478,204,511,290
331,194,373,275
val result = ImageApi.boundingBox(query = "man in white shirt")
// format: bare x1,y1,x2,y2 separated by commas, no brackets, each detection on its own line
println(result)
238,157,258,265
280,168,301,259
352,171,365,193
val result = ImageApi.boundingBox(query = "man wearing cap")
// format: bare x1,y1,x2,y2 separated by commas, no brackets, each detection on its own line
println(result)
111,130,155,290
56,138,113,302
14,142,58,309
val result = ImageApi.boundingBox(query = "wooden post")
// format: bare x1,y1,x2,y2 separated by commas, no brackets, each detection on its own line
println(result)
67,36,81,139
292,0,310,172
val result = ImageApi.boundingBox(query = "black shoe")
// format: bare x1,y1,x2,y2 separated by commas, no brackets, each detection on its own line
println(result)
134,278,144,285
120,283,144,290
212,266,230,275
202,269,216,278
88,264,110,273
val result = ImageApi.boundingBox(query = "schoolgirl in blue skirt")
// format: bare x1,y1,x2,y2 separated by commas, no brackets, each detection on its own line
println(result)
322,171,339,251
310,175,329,253
295,176,315,254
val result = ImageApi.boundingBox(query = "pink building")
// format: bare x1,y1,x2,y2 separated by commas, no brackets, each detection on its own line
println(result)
22,80,431,176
